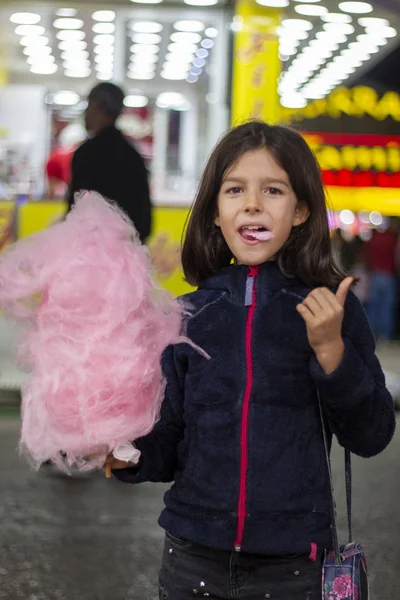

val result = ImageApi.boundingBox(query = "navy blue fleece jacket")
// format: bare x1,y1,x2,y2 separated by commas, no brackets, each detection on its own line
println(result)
114,261,395,555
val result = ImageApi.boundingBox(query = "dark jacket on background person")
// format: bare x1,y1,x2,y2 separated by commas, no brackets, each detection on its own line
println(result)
67,125,151,242
114,261,395,556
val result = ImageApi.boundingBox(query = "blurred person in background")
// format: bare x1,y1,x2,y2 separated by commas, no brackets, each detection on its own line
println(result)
364,218,399,341
67,82,152,243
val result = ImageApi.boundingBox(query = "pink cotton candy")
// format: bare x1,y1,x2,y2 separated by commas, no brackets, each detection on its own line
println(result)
0,192,199,472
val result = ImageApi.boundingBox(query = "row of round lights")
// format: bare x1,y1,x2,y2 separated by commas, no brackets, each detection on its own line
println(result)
163,23,216,82
255,0,376,13
128,22,162,81
129,0,218,6
127,20,217,82
124,92,190,110
279,15,396,108
92,11,116,81
11,12,58,75
10,10,117,79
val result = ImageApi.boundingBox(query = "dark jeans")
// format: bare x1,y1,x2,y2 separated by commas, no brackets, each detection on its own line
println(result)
366,271,397,340
159,533,323,600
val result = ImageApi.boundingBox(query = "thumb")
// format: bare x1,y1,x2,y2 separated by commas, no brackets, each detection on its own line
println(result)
336,276,354,306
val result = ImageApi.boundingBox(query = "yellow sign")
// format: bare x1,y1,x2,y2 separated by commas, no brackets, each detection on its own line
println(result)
281,86,400,122
231,0,281,126
15,201,194,297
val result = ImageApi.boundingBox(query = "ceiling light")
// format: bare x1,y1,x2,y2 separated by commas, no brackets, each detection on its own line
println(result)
201,39,214,49
184,0,218,5
131,54,159,63
170,32,202,44
64,60,91,70
190,66,202,76
280,94,307,108
338,2,372,14
130,0,163,4
94,44,115,55
295,5,328,16
358,17,389,28
280,30,308,41
51,91,80,105
378,26,397,38
92,11,116,22
196,48,209,58
255,0,289,6
53,18,84,29
93,23,115,34
61,50,90,60
124,95,149,108
57,30,86,41
174,20,205,32
303,90,326,99
27,55,55,65
23,45,52,56
186,74,199,83
132,33,162,44
281,18,313,30
59,40,87,51
15,25,45,36
280,47,301,56
130,22,163,33
20,36,49,47
127,71,155,79
156,92,189,109
94,54,114,64
205,28,218,38
323,23,354,34
65,68,92,78
161,71,188,80
168,42,198,53
10,13,41,25
30,64,58,75
93,34,115,45
356,34,386,46
97,73,113,81
193,57,205,68
129,64,156,73
56,9,78,17
322,13,352,23
165,53,194,63
131,44,159,54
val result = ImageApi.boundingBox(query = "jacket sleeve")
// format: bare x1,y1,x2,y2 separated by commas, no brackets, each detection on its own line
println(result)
66,146,96,213
112,344,186,484
115,152,152,244
309,291,396,458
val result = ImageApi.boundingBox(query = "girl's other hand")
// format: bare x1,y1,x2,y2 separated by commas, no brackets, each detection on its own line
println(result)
296,277,354,374
103,453,138,470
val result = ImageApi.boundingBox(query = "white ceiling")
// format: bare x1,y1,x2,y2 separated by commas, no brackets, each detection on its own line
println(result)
1,1,399,108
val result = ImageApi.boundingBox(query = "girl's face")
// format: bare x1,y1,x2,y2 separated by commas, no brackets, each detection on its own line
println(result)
215,148,309,266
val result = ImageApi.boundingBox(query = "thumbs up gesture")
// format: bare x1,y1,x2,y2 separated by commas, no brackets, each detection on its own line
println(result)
296,277,354,374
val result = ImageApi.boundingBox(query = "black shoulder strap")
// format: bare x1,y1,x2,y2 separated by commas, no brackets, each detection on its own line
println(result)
317,391,352,565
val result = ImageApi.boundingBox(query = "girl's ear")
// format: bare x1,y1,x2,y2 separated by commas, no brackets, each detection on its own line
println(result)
214,215,220,227
293,203,309,227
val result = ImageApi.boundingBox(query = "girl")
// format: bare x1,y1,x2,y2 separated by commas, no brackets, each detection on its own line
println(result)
108,121,395,600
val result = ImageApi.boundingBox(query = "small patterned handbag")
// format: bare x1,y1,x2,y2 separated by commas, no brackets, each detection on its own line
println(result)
318,393,369,600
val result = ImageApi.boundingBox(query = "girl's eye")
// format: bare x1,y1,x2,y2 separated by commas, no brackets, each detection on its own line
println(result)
265,187,282,195
226,187,242,194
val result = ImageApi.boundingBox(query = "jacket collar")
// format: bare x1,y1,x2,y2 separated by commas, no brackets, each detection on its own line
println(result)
199,261,301,306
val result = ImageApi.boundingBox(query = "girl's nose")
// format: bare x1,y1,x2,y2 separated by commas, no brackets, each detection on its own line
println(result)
244,194,263,213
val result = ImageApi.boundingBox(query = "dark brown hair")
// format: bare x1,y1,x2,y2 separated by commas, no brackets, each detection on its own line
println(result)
182,120,347,287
